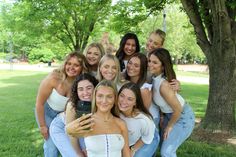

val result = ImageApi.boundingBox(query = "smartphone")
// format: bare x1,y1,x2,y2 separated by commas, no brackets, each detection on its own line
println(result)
76,101,91,118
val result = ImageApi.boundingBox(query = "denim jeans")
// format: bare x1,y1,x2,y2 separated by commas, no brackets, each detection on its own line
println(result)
35,102,60,157
50,114,79,157
134,129,160,157
160,104,195,157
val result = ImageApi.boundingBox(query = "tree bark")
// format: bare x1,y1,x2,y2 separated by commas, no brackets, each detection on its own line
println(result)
181,0,236,132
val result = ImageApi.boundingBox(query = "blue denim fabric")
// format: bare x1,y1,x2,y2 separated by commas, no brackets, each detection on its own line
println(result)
35,102,60,157
134,129,160,157
50,115,78,157
160,104,195,157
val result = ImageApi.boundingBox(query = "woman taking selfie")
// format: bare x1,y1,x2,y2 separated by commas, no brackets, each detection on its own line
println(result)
50,73,98,157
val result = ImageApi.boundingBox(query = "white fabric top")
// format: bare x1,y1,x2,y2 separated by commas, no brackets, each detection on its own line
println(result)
120,113,155,146
47,88,69,111
152,74,185,113
140,82,152,91
122,60,128,72
85,134,124,157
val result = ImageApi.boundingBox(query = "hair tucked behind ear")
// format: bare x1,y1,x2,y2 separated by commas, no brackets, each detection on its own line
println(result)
150,48,176,82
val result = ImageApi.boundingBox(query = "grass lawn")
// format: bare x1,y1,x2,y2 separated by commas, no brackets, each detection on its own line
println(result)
0,70,235,157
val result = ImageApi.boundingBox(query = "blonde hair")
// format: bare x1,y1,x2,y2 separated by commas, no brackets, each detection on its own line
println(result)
53,52,88,80
91,80,119,117
83,42,105,57
96,54,122,84
151,29,166,45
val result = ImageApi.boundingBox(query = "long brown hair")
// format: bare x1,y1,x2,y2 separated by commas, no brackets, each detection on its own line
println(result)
118,82,152,118
124,53,147,87
150,48,176,82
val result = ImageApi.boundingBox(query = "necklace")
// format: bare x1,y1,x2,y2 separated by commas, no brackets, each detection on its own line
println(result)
94,113,113,122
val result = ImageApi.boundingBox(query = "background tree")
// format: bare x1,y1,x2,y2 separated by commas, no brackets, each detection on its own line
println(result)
179,0,236,132
26,0,112,51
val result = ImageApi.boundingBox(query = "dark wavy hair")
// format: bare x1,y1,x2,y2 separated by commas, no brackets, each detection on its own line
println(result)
70,73,98,110
116,33,140,71
118,82,152,118
124,53,147,87
149,48,176,82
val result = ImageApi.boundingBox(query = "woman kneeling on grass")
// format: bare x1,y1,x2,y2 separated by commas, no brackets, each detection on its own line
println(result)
50,73,98,157
67,80,130,157
148,48,195,157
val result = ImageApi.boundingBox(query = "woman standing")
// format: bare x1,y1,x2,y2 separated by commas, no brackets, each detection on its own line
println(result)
118,82,159,157
83,43,105,77
116,33,140,72
149,48,195,157
35,52,87,157
124,53,152,109
96,54,126,90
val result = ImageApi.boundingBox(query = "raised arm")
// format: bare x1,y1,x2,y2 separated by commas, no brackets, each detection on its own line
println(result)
65,103,85,156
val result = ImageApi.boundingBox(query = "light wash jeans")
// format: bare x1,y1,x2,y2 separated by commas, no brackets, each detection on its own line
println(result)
35,102,60,157
133,129,160,157
50,113,86,157
160,104,195,157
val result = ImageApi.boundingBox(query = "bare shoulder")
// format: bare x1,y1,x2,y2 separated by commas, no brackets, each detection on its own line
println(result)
160,79,172,91
114,117,127,131
43,71,61,86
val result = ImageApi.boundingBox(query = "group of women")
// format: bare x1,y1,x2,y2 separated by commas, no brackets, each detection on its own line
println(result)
35,29,195,157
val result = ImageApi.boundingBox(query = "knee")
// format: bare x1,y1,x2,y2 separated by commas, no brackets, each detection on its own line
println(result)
161,146,176,157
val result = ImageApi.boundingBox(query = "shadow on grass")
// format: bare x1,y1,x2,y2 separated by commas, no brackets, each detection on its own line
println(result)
0,70,46,157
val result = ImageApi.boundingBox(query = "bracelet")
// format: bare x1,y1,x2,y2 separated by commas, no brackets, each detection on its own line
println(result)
130,146,137,153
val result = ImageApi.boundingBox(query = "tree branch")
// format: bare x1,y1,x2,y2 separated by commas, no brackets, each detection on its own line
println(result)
62,21,75,48
181,0,211,57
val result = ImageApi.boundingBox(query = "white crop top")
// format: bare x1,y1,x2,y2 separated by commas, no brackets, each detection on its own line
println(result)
85,134,124,157
47,88,69,111
120,113,155,146
152,74,185,113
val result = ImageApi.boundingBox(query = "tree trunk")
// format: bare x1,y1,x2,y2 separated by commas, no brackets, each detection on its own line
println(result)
201,53,236,131
181,0,236,132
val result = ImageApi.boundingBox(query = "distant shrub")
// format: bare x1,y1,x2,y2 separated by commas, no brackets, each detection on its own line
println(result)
28,48,55,63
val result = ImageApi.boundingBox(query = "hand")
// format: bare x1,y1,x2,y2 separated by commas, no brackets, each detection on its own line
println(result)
163,125,173,140
40,126,49,140
66,113,94,137
169,79,180,92
130,149,135,157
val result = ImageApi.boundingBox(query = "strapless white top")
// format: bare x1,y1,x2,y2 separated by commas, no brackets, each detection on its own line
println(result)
85,134,124,157
47,88,69,111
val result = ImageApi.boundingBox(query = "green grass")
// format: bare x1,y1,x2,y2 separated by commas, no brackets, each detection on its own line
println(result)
0,70,235,157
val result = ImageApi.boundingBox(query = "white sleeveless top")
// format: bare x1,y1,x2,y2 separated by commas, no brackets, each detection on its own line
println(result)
47,88,69,111
85,134,124,157
120,113,155,146
152,74,185,113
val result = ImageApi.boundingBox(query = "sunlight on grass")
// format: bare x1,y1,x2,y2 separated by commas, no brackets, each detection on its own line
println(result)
1,70,235,157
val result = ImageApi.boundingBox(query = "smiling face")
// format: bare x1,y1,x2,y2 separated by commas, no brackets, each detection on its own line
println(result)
95,86,115,113
100,59,117,81
118,88,136,116
146,33,163,53
86,47,101,66
124,39,137,57
65,56,82,77
148,54,163,76
77,80,94,101
127,57,141,78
